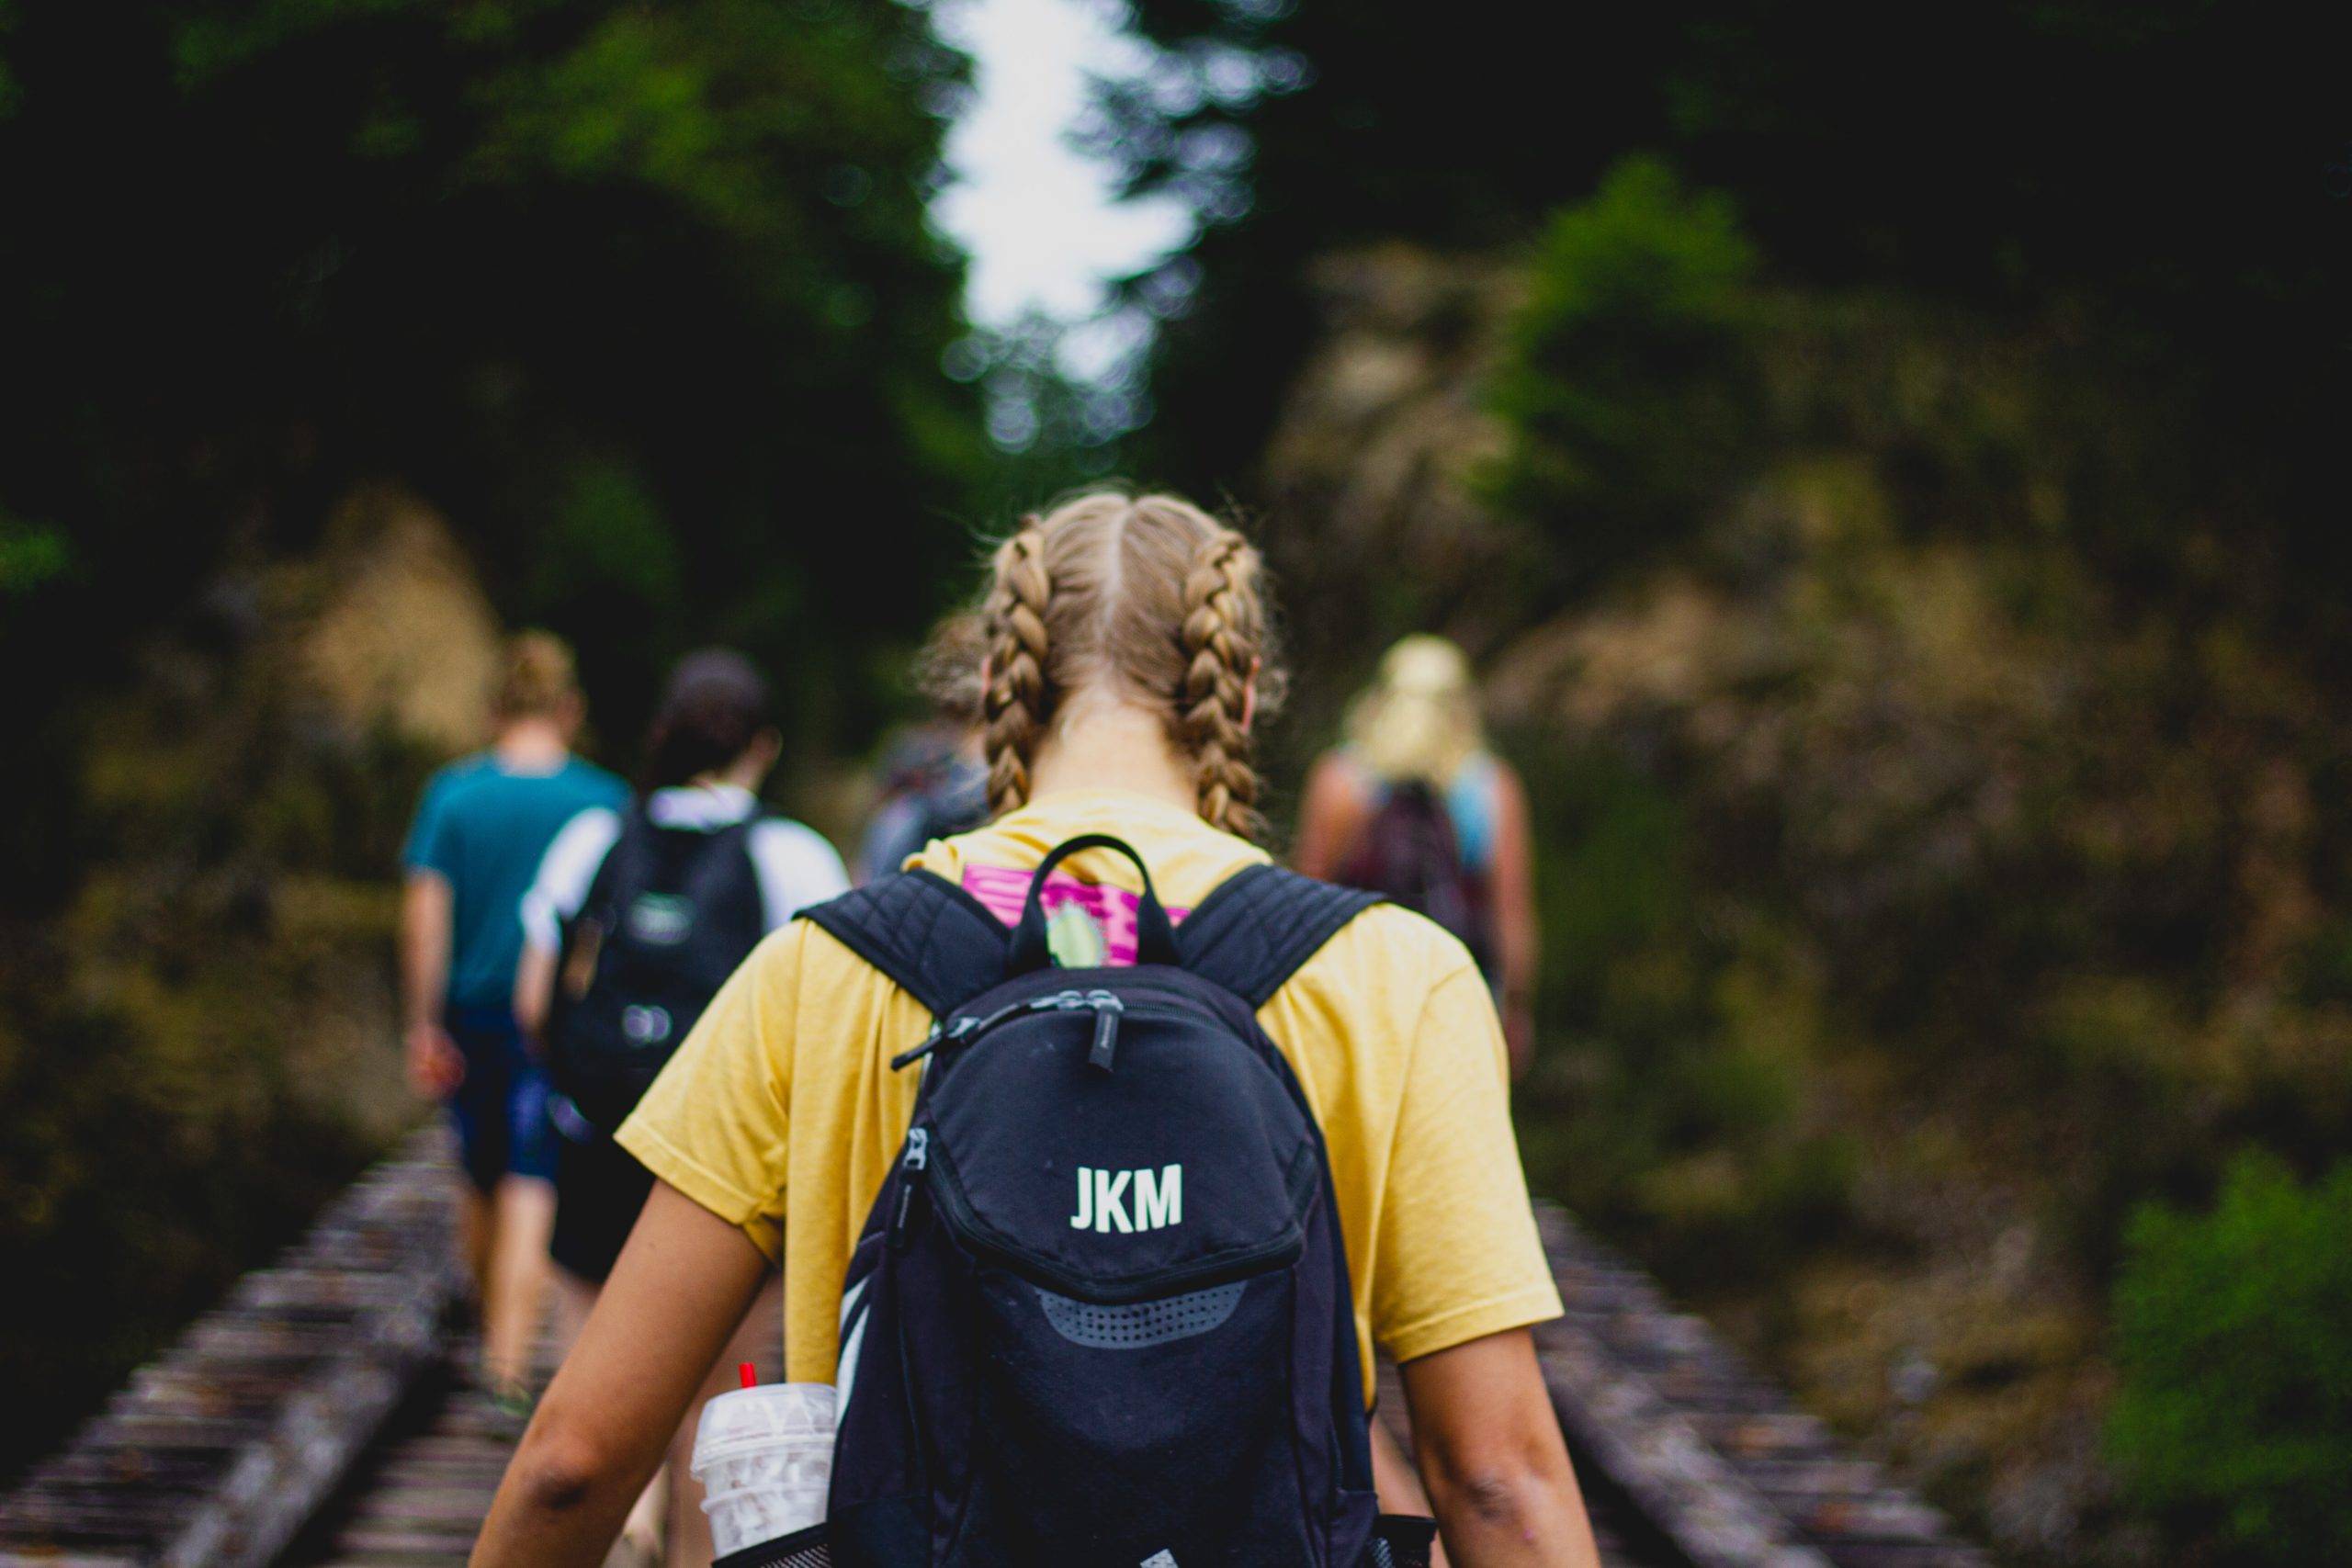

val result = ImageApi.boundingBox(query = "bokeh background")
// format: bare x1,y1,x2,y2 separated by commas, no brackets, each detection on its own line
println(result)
4,3,2350,1562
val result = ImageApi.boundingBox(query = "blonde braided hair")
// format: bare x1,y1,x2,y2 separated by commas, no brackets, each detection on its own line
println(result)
1179,526,1269,839
980,522,1053,818
944,491,1282,840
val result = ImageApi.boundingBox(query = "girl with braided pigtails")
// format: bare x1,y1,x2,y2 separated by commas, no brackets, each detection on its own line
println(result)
476,492,1600,1567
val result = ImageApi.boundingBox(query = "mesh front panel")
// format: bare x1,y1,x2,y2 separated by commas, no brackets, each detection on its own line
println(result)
1034,1280,1248,1348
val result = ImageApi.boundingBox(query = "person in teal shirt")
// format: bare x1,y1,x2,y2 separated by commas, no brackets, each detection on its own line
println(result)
400,631,628,1407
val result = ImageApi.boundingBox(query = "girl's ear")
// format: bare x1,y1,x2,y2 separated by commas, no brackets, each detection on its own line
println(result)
1241,658,1261,733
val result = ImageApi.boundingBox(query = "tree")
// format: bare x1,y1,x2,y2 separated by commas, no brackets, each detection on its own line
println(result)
1107,0,2352,614
0,0,988,910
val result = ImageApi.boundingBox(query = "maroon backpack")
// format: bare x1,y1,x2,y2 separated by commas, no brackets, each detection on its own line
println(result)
1335,781,1493,975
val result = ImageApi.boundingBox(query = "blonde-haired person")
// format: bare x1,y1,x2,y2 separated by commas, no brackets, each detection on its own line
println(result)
473,494,1600,1567
1297,636,1540,1077
400,631,628,1409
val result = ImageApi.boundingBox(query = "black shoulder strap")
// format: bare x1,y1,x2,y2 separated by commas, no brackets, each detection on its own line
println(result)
1179,863,1384,1008
687,815,766,936
579,804,656,927
796,869,1011,1020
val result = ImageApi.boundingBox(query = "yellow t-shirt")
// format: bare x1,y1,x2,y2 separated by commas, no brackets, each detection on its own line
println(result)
616,788,1560,1402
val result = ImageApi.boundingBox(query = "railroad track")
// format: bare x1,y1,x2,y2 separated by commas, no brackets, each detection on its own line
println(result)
1531,1209,1988,1568
0,1130,1990,1566
0,1131,455,1567
286,1329,560,1568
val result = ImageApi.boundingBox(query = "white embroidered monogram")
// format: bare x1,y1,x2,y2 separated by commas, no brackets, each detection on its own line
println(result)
1069,1164,1183,1233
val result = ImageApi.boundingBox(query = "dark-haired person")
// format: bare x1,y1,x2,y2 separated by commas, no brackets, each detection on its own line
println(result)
514,649,846,1565
400,630,627,1409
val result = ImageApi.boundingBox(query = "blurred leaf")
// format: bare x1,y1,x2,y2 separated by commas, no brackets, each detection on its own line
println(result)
1487,156,1761,596
0,511,65,597
2109,1155,2352,1562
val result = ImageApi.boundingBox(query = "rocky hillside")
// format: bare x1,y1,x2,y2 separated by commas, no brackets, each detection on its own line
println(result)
1251,239,2352,1564
0,489,508,1478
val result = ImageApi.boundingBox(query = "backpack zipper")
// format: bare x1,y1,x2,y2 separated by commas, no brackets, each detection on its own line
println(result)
891,1126,930,1244
889,989,1130,1072
889,1015,971,1072
1082,989,1125,1073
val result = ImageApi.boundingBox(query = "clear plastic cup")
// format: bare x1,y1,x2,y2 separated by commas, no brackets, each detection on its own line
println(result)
691,1382,836,1554
700,1483,831,1554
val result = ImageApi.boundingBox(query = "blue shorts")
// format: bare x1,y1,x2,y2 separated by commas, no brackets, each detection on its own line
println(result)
445,1005,557,1192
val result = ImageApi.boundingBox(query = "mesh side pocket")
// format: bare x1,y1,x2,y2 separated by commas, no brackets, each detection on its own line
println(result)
1363,1514,1438,1568
1034,1280,1246,1348
712,1522,829,1568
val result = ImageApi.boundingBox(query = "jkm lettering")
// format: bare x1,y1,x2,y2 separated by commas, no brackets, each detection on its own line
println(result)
1069,1164,1182,1234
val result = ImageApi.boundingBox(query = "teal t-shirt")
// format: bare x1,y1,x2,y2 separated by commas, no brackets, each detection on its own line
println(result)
402,753,630,1012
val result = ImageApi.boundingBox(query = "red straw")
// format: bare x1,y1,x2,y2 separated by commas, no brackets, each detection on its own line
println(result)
739,1362,758,1390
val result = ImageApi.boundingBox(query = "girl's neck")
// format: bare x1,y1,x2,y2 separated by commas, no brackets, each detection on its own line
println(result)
493,717,570,772
1026,697,1195,816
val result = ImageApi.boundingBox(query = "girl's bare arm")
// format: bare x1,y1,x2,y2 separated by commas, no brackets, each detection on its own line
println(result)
471,1181,767,1567
1372,1418,1452,1566
1402,1328,1600,1567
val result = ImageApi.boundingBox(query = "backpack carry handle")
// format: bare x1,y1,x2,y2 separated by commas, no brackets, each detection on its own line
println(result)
1006,833,1181,973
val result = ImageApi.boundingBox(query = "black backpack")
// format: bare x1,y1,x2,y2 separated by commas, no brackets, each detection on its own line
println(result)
548,807,766,1132
776,834,1439,1568
1335,782,1492,976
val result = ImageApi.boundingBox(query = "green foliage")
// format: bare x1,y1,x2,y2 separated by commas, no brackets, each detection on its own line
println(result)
0,507,65,597
0,0,985,844
0,1,18,119
1118,2,2348,563
0,959,378,1475
529,455,686,635
0,540,471,1475
0,0,987,1474
1488,157,1760,595
1113,4,2352,1554
1508,740,1857,1286
2109,1155,2352,1562
464,0,945,269
1476,286,2352,1553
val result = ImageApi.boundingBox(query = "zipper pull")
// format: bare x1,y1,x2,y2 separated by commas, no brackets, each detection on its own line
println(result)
890,1024,944,1072
892,1127,930,1243
1085,990,1125,1073
891,1016,976,1071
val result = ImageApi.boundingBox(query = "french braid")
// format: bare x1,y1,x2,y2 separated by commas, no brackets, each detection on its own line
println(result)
1178,526,1266,840
948,491,1282,842
981,521,1052,818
